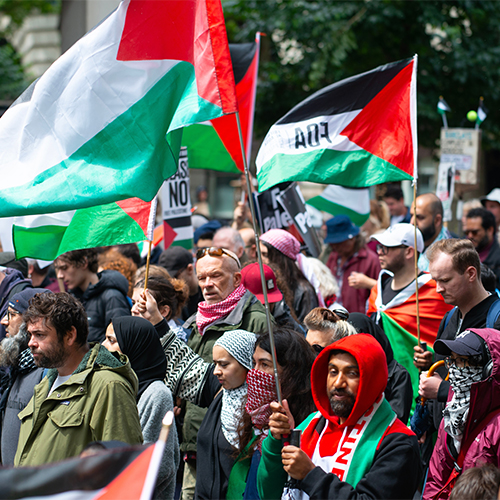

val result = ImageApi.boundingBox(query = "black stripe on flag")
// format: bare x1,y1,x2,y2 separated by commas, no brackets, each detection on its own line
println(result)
229,42,257,84
166,216,192,229
278,58,412,124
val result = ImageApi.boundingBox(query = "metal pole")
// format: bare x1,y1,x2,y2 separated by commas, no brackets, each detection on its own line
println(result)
413,182,421,345
235,111,282,402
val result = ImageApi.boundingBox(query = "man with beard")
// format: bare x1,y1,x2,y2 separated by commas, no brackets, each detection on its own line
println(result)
257,334,421,499
0,288,49,465
367,224,452,402
411,193,452,272
463,207,500,287
14,292,142,466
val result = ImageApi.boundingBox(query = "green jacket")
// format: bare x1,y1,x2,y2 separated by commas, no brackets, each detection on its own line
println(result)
181,290,272,453
15,343,143,467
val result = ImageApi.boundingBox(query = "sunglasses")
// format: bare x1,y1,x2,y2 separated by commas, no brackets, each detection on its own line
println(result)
196,247,241,268
376,244,408,255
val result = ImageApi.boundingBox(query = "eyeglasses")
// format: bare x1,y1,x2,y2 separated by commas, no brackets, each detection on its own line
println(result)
444,356,471,369
464,229,480,236
196,247,241,268
6,309,21,321
376,244,408,255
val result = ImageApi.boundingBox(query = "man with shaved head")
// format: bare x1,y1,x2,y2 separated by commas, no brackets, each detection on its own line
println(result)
411,193,452,271
179,247,269,500
212,226,248,264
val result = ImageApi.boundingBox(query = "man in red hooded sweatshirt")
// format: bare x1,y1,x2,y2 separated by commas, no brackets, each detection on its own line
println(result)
257,334,421,499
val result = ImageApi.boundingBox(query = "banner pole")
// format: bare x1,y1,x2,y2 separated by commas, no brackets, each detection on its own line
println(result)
413,182,421,345
235,111,282,403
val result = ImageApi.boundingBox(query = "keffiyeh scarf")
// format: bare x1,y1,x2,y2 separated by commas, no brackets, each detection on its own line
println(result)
221,384,248,448
443,364,483,452
196,284,247,335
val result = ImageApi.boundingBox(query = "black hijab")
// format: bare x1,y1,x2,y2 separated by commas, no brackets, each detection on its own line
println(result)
112,316,167,401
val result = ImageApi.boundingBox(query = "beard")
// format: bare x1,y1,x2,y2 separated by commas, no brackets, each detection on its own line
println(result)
0,323,30,367
476,234,490,253
31,339,67,368
328,388,356,419
420,222,436,243
384,252,406,275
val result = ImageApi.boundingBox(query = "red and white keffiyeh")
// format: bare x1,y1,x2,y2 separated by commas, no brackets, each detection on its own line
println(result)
245,368,278,429
196,284,247,335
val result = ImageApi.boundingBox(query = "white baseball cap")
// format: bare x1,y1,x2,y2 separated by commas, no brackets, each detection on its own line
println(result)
481,188,500,206
371,223,424,253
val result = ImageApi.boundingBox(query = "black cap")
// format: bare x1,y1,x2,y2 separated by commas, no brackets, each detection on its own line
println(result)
0,252,29,278
434,330,484,357
158,247,193,276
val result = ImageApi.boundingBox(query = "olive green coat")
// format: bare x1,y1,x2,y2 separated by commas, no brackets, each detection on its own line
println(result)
15,343,143,466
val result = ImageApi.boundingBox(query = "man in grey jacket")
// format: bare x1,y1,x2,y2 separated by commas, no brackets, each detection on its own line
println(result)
0,288,49,465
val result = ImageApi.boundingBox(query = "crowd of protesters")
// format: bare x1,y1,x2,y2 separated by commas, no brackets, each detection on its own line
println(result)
3,185,500,499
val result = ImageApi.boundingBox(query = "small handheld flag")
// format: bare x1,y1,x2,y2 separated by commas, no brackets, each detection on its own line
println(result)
437,96,450,129
476,96,488,129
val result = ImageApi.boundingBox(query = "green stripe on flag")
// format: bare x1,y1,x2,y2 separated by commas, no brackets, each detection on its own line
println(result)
307,196,369,226
171,238,193,250
380,312,434,421
14,202,146,260
182,124,241,173
3,62,223,217
257,149,412,192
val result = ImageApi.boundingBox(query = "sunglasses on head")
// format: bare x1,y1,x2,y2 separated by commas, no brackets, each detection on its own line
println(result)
196,247,241,268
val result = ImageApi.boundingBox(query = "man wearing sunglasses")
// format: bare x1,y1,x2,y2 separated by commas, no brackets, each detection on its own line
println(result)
179,246,270,500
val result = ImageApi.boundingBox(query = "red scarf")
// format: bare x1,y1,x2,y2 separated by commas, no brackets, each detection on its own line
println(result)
196,284,247,335
245,368,277,429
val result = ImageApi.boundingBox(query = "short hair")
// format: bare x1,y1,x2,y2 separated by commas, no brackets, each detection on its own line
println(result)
467,207,497,232
427,238,481,276
383,185,404,201
213,227,245,255
304,308,356,342
481,264,497,294
449,463,500,500
56,249,98,274
23,292,88,346
134,275,189,320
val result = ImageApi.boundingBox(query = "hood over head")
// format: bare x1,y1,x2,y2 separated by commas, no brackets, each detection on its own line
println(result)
85,270,129,298
311,334,388,427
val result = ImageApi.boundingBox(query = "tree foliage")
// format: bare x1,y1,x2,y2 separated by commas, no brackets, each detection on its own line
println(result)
223,0,500,149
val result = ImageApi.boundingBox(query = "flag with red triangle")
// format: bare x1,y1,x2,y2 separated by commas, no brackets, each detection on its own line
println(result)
182,34,261,173
256,57,417,191
12,197,157,260
0,0,237,218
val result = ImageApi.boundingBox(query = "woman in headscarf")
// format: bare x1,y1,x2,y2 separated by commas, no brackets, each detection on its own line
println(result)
259,229,320,322
102,316,179,500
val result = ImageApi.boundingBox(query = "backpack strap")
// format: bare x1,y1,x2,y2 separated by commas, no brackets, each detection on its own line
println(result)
486,298,500,328
432,408,500,499
443,307,458,330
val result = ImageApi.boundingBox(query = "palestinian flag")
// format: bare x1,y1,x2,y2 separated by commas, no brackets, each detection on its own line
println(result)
306,185,370,226
437,96,451,115
12,197,157,261
256,57,417,192
367,271,453,405
476,96,488,127
182,34,261,173
0,0,236,218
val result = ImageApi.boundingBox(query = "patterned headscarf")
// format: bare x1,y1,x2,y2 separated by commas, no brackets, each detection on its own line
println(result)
260,229,300,261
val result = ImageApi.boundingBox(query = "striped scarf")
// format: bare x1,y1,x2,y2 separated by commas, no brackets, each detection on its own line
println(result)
196,284,247,335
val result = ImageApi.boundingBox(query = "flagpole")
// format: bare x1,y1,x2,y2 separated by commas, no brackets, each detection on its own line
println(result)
140,412,174,500
413,182,421,346
143,195,158,291
235,112,283,403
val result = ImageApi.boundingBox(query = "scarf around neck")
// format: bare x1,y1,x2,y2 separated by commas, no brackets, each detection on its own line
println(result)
443,364,483,451
221,383,247,448
245,368,277,429
196,284,247,335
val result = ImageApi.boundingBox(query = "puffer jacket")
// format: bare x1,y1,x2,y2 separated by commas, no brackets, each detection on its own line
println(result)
424,328,500,500
71,270,130,343
15,343,143,466
181,289,270,453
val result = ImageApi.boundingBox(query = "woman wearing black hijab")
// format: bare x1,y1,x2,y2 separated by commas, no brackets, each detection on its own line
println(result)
103,316,179,500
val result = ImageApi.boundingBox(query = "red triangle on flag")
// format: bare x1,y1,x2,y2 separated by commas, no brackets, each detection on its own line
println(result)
340,61,414,177
117,0,237,114
163,221,178,250
116,198,152,236
94,444,155,499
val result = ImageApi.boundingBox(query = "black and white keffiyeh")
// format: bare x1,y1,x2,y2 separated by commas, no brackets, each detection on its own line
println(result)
443,364,483,452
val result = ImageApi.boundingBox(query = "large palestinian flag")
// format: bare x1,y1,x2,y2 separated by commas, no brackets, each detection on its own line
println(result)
182,34,261,173
0,0,236,218
256,57,417,191
12,197,156,261
367,270,453,405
